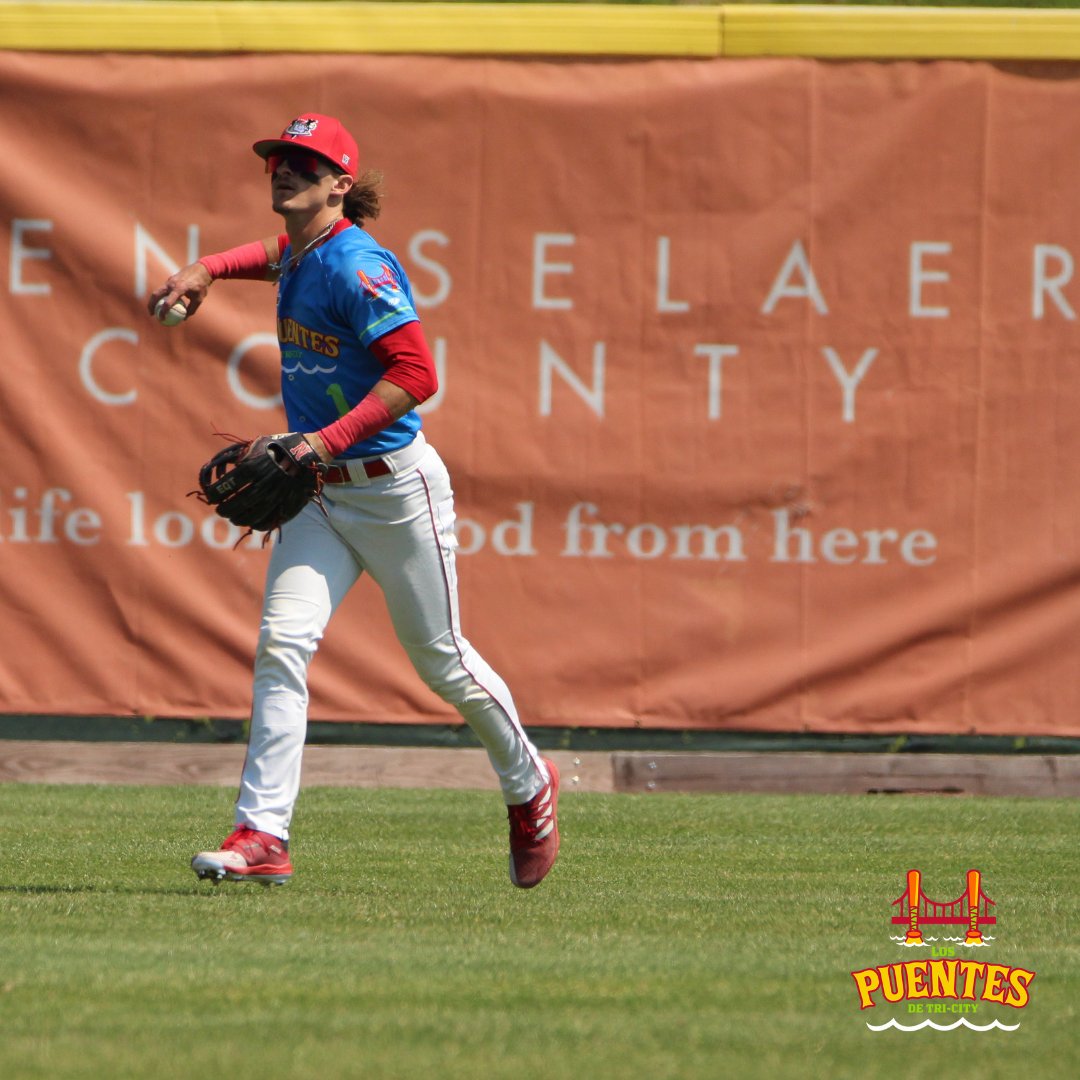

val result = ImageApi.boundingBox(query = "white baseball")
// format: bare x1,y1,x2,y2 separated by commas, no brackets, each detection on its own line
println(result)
155,298,189,326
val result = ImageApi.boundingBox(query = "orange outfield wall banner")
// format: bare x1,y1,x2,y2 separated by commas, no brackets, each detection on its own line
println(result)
0,52,1078,735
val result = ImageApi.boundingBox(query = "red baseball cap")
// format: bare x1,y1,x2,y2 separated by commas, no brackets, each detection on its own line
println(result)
252,113,359,177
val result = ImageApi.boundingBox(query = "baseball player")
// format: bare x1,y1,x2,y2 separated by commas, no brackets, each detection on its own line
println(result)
148,112,559,888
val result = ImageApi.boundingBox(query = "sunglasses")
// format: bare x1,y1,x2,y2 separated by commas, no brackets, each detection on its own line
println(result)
266,152,326,181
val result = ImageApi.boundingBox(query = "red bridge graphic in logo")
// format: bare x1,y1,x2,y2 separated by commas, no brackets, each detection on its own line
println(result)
892,868,996,945
356,264,400,298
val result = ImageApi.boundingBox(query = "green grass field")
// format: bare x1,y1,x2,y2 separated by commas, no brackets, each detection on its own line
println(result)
0,783,1076,1079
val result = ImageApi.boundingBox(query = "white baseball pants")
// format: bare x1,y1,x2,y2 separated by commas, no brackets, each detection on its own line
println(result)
235,435,547,840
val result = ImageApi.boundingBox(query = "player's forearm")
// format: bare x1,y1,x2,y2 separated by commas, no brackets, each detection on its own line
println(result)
198,236,284,283
147,236,286,320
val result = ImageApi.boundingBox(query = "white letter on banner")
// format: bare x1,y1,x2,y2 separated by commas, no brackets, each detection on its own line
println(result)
761,240,828,315
822,347,878,423
694,344,739,420
539,341,605,417
228,334,282,409
80,328,138,406
408,230,451,308
134,223,200,297
532,234,575,310
492,503,538,556
10,219,53,295
1033,244,1077,320
909,241,951,318
656,237,690,313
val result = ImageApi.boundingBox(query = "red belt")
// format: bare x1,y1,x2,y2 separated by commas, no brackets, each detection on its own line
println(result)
323,458,392,484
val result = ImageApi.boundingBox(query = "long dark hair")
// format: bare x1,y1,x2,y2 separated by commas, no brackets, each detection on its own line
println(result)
343,169,383,226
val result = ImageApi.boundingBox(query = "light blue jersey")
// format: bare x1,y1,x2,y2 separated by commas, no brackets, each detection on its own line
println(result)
276,223,421,458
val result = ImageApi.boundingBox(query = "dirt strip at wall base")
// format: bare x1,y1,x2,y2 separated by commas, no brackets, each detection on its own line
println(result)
0,742,1076,798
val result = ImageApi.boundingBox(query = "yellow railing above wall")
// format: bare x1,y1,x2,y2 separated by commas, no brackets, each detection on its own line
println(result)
0,2,716,56
725,4,1080,59
2,2,1080,59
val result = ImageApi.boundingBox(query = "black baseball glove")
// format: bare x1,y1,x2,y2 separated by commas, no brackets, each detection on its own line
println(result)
195,432,327,541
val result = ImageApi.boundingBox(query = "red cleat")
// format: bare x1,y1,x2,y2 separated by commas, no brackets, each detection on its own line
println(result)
507,759,560,889
191,825,293,886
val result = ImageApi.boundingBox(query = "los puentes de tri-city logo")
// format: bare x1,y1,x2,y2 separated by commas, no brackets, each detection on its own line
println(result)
851,869,1036,1032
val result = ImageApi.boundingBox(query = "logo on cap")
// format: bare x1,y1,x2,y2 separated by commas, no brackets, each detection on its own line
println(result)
284,118,319,139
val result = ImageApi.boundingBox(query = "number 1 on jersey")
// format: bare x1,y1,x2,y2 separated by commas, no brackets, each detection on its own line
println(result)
326,383,351,418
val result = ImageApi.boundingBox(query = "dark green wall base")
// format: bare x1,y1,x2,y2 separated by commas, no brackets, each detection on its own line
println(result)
0,714,1077,755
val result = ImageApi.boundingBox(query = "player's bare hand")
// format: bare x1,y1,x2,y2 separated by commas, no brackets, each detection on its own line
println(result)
147,262,213,321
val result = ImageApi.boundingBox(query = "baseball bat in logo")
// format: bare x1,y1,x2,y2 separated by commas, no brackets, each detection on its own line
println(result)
892,868,995,946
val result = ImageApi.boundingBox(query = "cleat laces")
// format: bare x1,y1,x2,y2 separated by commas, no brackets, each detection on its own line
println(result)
508,785,554,845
